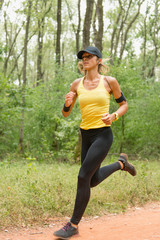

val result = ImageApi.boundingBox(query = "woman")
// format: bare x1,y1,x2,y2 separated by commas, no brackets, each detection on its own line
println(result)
54,46,136,239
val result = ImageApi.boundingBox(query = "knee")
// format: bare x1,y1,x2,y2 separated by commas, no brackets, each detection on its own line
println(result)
90,181,95,188
90,172,99,188
90,178,97,188
78,171,89,187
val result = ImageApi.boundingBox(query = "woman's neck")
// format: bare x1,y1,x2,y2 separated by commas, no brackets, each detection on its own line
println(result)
85,69,100,81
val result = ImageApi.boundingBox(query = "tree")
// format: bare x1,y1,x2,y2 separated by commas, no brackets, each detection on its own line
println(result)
19,0,32,152
36,0,52,86
110,3,123,63
110,0,145,64
56,0,61,65
149,0,160,77
76,0,81,53
141,4,150,79
93,0,104,52
83,0,95,48
3,13,23,76
64,0,81,53
118,0,145,63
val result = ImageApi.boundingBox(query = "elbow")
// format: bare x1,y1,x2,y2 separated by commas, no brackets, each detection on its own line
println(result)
125,101,129,112
120,101,128,113
62,110,69,118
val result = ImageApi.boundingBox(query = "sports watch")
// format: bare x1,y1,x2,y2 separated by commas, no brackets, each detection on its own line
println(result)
113,112,119,121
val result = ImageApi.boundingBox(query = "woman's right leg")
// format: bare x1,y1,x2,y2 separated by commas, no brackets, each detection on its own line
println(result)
90,162,121,188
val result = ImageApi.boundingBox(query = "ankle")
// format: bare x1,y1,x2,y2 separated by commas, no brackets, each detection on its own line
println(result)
71,222,78,229
118,160,124,170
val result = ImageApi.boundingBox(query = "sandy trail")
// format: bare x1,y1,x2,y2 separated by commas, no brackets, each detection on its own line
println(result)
0,202,160,240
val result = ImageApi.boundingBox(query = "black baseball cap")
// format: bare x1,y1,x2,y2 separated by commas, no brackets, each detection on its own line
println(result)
77,46,102,59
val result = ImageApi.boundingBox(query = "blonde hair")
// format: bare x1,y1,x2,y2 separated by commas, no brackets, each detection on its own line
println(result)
78,58,109,75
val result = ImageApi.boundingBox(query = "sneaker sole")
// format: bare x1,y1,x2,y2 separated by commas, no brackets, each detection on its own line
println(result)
55,236,77,240
54,232,78,239
56,237,69,240
126,162,137,176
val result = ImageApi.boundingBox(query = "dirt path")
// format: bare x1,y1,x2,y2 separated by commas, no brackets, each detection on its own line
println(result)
0,202,160,240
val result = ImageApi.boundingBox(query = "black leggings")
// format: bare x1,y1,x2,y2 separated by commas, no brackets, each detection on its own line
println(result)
70,127,121,225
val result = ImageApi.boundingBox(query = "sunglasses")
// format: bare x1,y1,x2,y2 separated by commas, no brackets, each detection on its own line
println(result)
82,55,95,60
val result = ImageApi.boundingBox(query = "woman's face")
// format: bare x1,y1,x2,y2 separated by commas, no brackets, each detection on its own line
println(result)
82,52,99,71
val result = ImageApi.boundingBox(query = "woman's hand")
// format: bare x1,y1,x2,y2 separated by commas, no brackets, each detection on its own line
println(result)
101,113,115,125
65,91,76,107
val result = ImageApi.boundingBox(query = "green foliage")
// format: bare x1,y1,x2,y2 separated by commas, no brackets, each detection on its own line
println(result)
107,63,160,158
0,74,21,156
16,64,81,162
0,0,159,161
0,62,160,161
0,160,159,227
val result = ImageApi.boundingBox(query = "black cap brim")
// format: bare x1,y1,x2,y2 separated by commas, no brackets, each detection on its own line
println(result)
77,50,90,59
77,46,102,59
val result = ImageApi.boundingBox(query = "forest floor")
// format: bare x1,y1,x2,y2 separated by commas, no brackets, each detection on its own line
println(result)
0,202,160,240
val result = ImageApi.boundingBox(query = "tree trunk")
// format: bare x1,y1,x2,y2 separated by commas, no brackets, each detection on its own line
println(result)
114,0,132,61
149,0,159,78
56,0,61,65
83,0,94,49
110,4,123,62
118,7,141,63
36,0,52,85
8,29,36,78
120,115,125,153
64,0,81,54
3,24,22,76
37,19,44,85
93,0,103,52
19,0,32,152
118,0,145,63
76,0,81,53
74,129,82,163
62,41,65,66
142,8,148,79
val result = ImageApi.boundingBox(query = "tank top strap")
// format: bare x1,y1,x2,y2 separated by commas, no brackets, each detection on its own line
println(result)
98,75,105,88
77,77,84,95
78,77,84,88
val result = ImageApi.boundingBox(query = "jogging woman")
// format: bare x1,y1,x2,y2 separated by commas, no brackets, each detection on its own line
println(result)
54,46,136,239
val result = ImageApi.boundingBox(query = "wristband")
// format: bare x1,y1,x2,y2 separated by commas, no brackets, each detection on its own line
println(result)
63,104,71,112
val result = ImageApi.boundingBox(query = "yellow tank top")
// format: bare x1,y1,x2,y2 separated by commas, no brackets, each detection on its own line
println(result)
77,75,111,130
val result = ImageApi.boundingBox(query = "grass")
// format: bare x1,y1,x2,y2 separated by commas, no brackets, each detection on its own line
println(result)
0,158,160,228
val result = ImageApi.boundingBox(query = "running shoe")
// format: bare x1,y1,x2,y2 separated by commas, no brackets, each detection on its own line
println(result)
119,153,137,176
54,222,78,239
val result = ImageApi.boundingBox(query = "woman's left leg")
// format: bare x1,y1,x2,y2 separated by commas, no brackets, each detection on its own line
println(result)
70,127,121,225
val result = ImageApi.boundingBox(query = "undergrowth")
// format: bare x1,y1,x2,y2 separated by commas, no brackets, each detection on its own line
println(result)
0,159,159,228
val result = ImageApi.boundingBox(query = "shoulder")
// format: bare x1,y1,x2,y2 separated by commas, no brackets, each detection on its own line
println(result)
104,76,121,98
103,76,119,93
104,76,120,88
70,78,82,92
104,76,117,84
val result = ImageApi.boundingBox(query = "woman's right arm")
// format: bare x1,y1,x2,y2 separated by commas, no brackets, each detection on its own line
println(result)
62,79,80,117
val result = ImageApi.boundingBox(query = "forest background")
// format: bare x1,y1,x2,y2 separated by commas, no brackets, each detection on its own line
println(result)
0,0,160,163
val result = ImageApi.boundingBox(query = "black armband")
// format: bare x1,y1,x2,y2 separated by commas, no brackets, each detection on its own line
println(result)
63,104,71,112
115,91,127,103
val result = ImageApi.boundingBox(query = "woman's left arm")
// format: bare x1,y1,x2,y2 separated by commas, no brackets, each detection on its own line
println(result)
102,77,128,125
